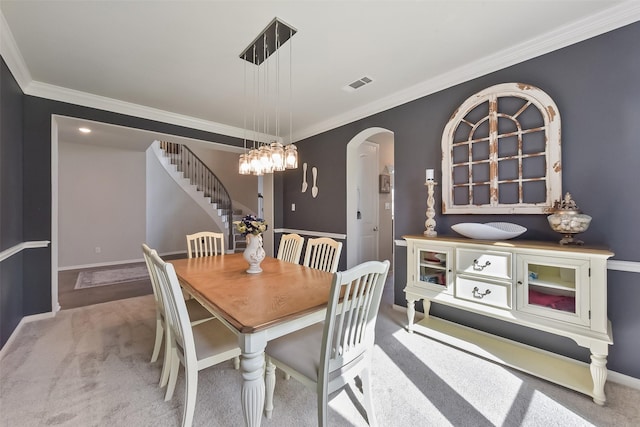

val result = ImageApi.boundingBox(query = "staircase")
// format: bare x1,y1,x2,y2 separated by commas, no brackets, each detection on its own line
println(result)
231,209,247,253
153,141,234,250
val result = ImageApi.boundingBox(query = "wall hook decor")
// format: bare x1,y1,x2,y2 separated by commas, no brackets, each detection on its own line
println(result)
311,167,319,198
301,163,308,193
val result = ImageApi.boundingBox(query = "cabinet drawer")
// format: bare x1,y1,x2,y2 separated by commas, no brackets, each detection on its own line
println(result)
457,249,512,280
455,276,511,309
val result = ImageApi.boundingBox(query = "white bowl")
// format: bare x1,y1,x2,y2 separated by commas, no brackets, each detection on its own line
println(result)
451,222,527,240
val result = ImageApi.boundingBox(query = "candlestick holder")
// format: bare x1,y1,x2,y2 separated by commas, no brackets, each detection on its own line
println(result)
424,180,438,237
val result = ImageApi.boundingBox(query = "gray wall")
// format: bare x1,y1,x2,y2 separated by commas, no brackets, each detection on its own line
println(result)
0,56,24,346
377,139,394,269
282,22,640,379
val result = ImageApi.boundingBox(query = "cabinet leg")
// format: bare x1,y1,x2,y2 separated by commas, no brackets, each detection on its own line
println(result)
406,299,415,333
590,353,608,405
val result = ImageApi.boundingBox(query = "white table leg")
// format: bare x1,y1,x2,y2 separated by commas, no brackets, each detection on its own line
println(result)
264,358,276,419
240,333,267,427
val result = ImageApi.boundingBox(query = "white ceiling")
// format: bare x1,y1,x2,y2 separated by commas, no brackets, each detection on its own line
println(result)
2,1,639,145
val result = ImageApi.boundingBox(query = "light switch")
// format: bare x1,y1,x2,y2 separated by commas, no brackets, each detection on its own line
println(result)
291,203,296,211
385,203,391,210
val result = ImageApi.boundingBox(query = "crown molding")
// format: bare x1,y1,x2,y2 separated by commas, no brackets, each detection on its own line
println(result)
0,10,32,89
293,1,640,142
3,5,640,143
24,80,270,142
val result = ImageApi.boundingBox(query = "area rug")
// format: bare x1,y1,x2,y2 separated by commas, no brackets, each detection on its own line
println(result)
74,265,149,289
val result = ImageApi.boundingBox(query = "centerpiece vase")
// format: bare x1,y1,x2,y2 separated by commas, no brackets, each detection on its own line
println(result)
243,233,266,274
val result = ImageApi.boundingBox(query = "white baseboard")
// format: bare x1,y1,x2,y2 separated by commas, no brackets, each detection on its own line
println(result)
391,303,640,391
608,370,640,390
0,311,55,360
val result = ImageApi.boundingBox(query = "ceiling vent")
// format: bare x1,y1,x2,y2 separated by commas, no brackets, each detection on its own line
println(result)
343,76,373,92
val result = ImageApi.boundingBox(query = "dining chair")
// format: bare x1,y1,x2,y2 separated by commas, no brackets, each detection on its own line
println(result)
264,259,390,426
148,249,242,427
276,233,305,264
302,237,343,273
186,231,225,258
142,244,216,388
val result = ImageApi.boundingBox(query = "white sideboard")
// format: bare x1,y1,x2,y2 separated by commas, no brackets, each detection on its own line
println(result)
403,235,614,404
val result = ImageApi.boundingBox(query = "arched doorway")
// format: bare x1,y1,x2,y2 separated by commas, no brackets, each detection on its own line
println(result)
346,127,394,268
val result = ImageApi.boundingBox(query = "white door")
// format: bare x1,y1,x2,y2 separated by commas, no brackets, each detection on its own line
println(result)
356,141,379,264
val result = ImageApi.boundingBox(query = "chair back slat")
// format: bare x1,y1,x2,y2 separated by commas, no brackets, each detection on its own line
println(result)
303,237,342,273
277,233,304,264
322,261,389,375
187,231,225,258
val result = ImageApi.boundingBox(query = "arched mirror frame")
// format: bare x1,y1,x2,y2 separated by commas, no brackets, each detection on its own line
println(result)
441,83,562,214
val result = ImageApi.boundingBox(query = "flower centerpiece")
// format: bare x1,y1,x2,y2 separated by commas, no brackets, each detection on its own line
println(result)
233,214,268,236
233,215,268,273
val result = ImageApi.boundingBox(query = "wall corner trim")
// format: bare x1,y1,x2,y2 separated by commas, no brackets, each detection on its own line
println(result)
0,241,50,263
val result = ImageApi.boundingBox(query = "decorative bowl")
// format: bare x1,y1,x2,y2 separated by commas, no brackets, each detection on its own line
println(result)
451,222,527,240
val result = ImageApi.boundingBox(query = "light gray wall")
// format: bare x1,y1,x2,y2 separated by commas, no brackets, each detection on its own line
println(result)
377,139,394,269
145,147,220,254
58,138,253,266
58,141,146,267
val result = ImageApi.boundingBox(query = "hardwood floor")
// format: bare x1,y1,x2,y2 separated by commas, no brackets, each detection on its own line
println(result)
58,254,187,310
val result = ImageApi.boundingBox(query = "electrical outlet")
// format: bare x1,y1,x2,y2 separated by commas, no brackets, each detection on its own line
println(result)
291,203,296,211
95,246,101,254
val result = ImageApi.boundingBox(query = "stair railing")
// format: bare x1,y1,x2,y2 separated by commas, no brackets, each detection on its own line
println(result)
159,141,233,250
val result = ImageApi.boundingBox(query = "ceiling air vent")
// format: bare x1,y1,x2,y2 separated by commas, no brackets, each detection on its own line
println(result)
343,76,374,92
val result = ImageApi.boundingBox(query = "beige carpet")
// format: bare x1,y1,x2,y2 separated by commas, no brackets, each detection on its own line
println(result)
1,281,640,426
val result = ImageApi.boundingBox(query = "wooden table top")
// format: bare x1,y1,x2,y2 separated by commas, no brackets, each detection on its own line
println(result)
171,254,334,333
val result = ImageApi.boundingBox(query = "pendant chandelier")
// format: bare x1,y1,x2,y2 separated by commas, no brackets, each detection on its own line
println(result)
238,18,298,175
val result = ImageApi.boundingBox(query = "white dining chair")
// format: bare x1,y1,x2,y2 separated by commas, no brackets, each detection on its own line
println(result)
142,244,215,388
148,250,242,427
186,231,225,258
303,237,343,273
265,260,390,426
276,233,305,264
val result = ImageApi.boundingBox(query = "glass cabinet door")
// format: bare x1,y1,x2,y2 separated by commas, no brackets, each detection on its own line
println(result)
416,247,452,293
516,254,590,326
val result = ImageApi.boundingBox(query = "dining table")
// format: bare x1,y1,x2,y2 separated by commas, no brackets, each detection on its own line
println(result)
171,253,334,427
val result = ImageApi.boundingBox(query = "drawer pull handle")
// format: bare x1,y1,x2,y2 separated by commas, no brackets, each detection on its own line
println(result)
473,259,492,270
472,286,492,299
